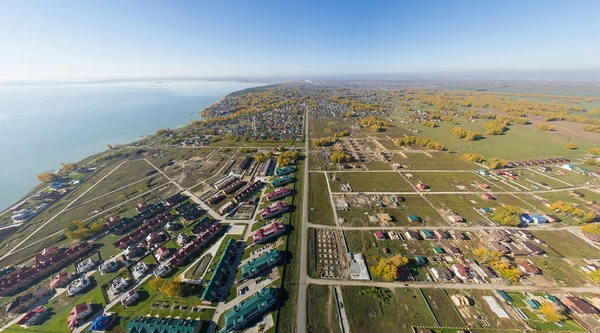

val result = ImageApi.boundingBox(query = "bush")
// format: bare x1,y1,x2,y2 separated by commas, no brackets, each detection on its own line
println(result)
565,143,578,150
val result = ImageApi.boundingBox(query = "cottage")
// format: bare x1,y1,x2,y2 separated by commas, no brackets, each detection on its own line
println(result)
407,215,421,223
518,262,541,275
121,290,139,306
156,246,171,262
405,231,421,240
67,303,92,329
50,272,71,289
481,193,495,200
452,264,470,280
374,231,385,241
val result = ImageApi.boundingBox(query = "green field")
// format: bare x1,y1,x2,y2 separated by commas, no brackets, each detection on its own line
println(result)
399,120,597,160
394,288,437,327
531,231,600,258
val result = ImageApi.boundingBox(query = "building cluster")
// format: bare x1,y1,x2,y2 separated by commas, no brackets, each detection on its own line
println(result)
170,223,223,266
0,242,92,296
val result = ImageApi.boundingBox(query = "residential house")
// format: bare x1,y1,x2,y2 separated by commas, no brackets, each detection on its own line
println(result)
67,303,92,329
253,222,286,244
563,296,599,315
431,267,453,280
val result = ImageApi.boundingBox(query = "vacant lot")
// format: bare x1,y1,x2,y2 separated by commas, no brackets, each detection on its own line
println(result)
409,171,492,192
421,289,466,328
342,286,399,332
329,172,414,192
307,285,341,333
532,231,600,258
394,288,437,328
308,173,335,225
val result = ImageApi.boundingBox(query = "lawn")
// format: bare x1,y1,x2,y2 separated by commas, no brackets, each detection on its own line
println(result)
274,155,305,333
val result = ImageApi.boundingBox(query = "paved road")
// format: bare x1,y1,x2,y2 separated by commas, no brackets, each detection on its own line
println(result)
296,104,310,333
308,277,600,293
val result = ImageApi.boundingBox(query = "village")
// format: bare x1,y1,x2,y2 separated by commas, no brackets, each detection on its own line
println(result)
0,82,600,333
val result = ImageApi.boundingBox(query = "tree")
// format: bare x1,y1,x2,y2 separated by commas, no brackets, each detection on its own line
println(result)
254,152,268,163
492,261,523,282
582,223,600,235
493,205,523,226
370,254,409,282
61,162,78,172
589,270,600,283
150,278,166,291
565,143,578,150
487,158,507,169
535,124,554,131
539,301,566,322
461,153,485,163
36,172,57,183
473,247,502,264
330,149,351,164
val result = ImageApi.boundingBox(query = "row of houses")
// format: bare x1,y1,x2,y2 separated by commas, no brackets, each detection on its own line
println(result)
113,213,173,249
221,287,278,333
259,201,289,220
0,242,92,296
107,202,169,235
239,249,282,282
201,239,238,302
170,223,223,266
234,180,264,204
253,222,287,244
375,229,465,242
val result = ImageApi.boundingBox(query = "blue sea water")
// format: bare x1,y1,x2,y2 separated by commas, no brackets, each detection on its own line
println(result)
0,79,265,211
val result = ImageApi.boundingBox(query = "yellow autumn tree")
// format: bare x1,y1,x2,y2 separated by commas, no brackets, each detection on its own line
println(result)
539,301,566,322
370,254,409,282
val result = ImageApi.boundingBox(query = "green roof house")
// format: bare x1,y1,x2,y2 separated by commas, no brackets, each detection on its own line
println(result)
433,246,445,254
271,175,294,187
222,287,278,333
127,317,203,333
274,166,296,176
407,215,421,223
239,249,282,281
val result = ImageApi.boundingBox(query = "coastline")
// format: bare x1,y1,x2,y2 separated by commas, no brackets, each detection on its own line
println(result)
0,80,266,212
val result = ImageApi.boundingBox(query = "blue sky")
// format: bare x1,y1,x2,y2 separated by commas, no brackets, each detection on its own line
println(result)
1,0,599,80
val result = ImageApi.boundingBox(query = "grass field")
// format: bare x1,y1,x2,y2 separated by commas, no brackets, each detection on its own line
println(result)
308,173,335,225
530,258,593,287
329,172,414,192
399,119,597,160
342,286,399,332
306,285,341,333
408,171,493,192
531,231,600,258
394,288,437,328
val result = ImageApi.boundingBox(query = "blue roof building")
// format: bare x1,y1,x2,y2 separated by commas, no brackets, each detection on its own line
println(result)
89,313,115,331
520,214,533,224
